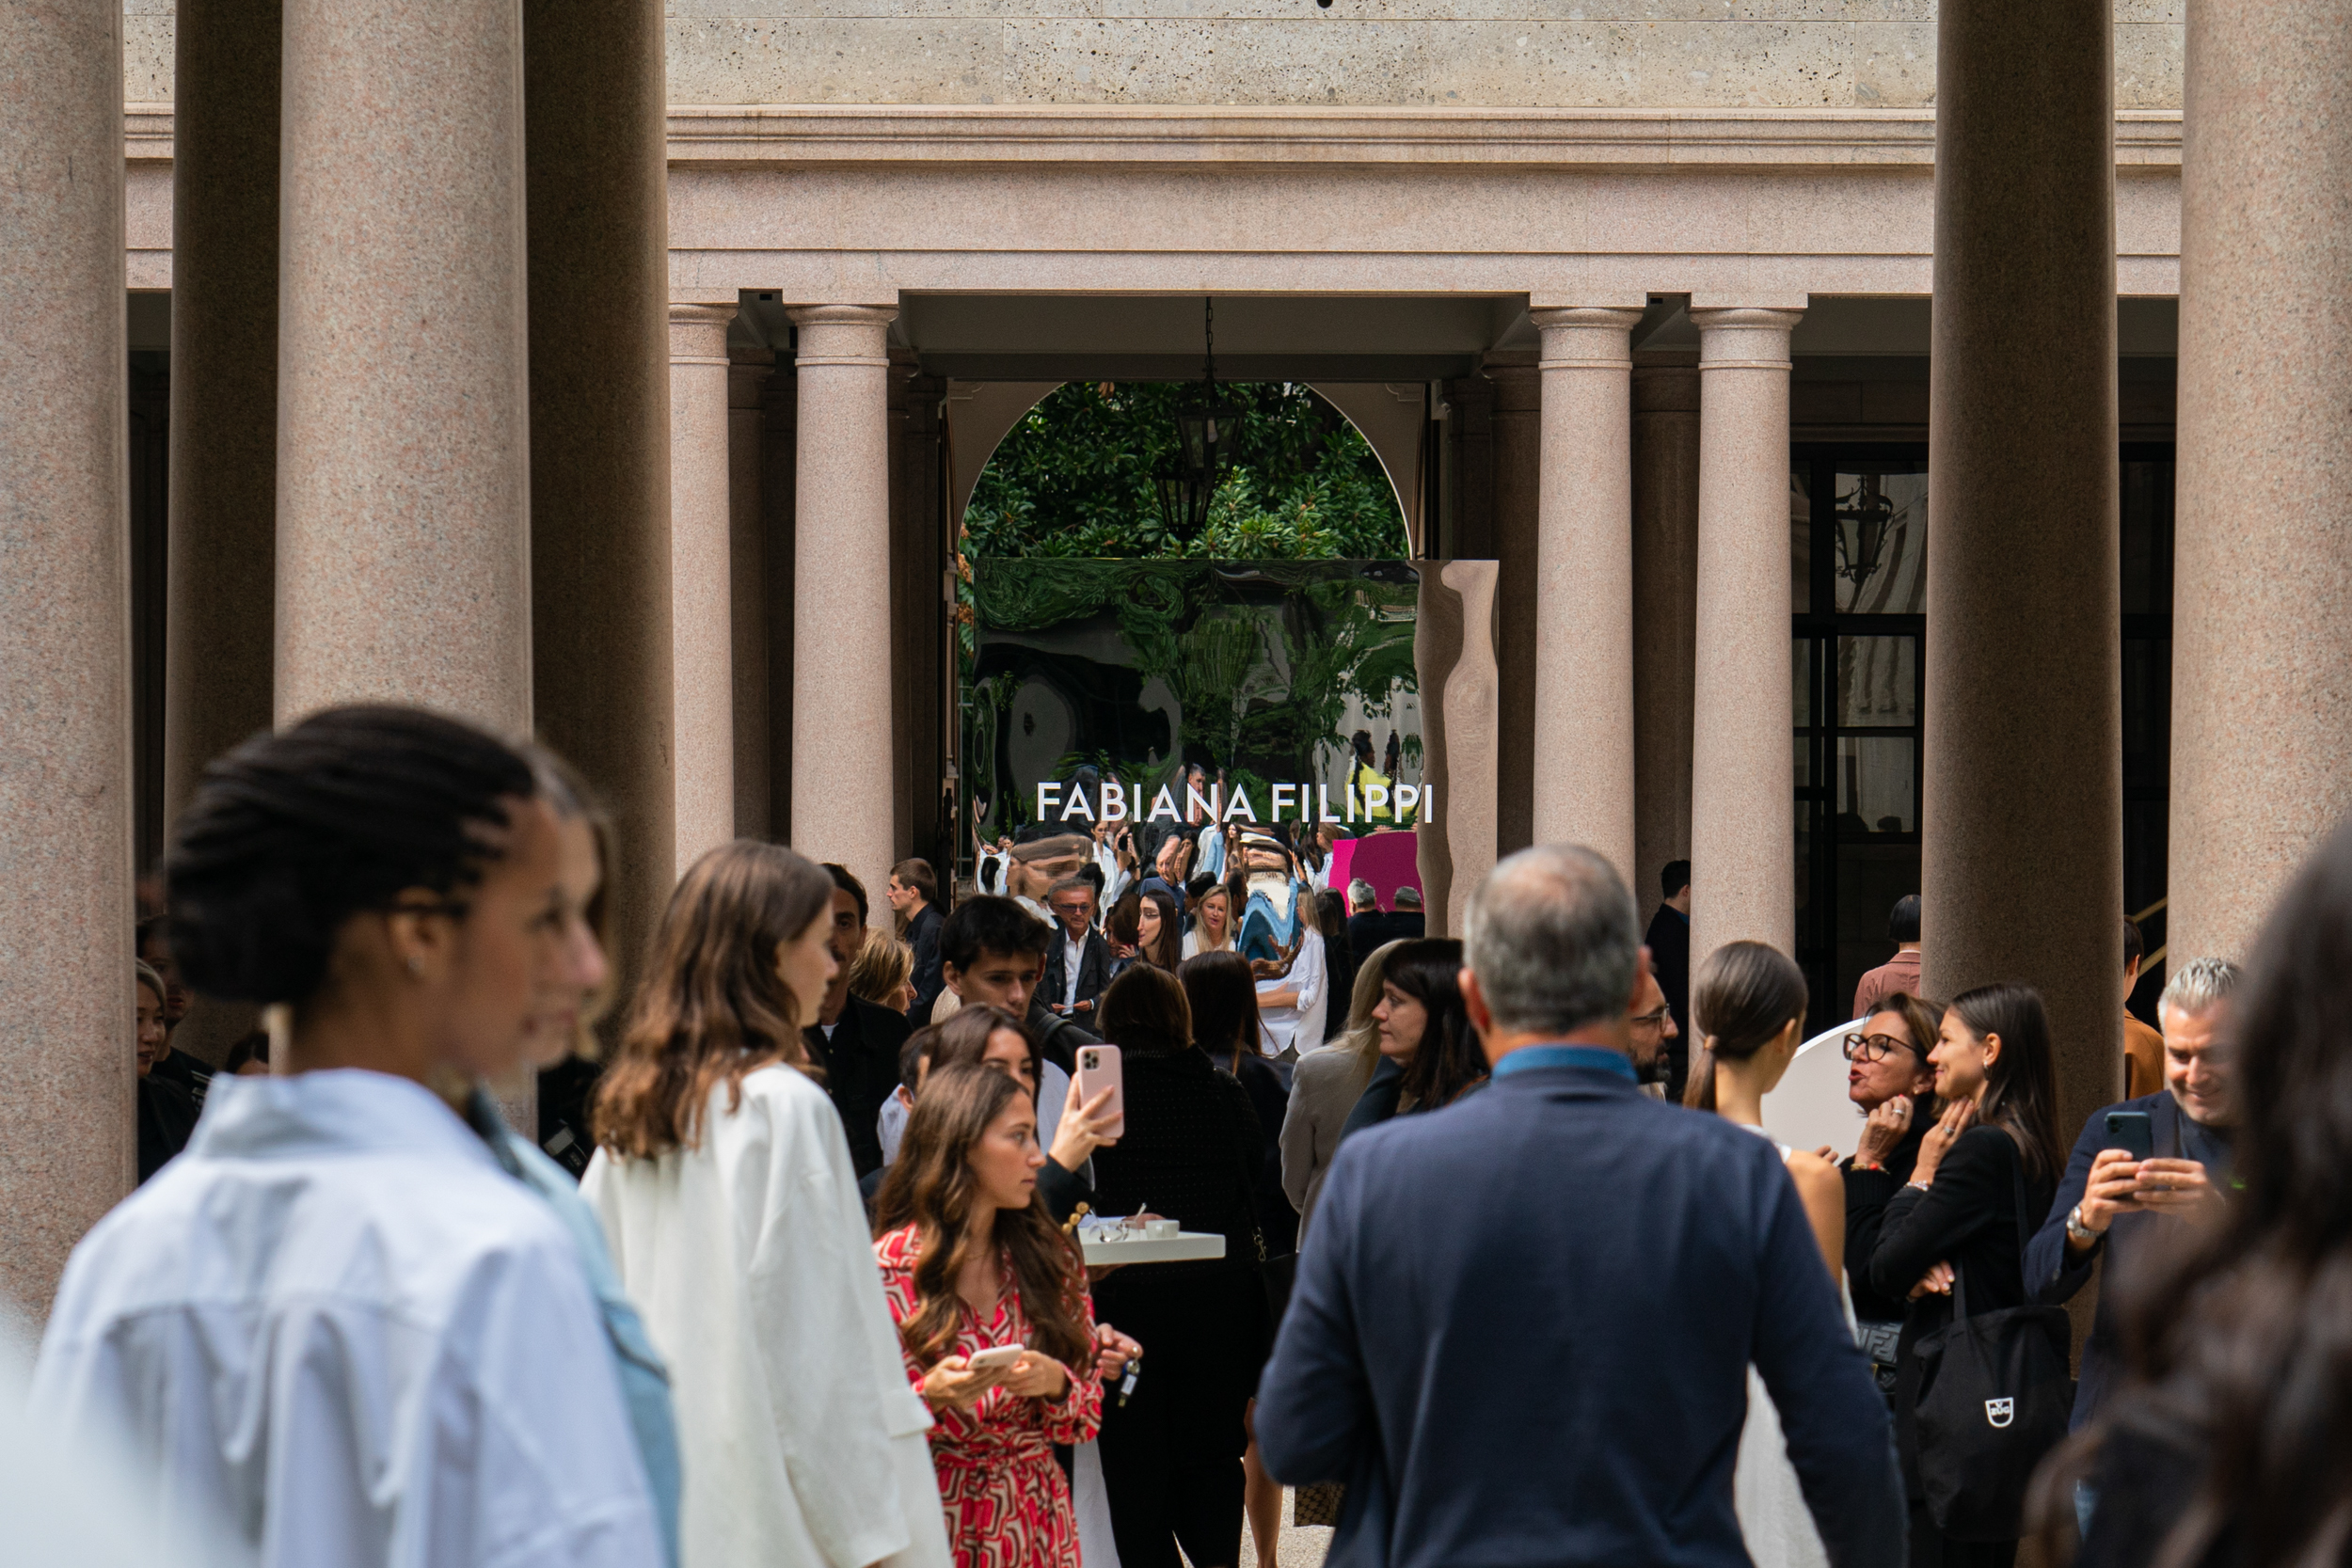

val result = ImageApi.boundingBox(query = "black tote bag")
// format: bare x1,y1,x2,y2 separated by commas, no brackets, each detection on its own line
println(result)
1905,1159,2075,1541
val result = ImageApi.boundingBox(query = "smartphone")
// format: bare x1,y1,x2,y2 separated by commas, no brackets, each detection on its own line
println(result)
2104,1110,2154,1161
1075,1044,1126,1138
964,1343,1026,1374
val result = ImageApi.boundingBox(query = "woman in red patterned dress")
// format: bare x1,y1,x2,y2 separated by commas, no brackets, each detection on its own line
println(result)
874,1063,1103,1568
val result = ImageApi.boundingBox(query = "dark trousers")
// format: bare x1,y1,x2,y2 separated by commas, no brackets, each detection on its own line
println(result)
1908,1501,2017,1568
1094,1272,1262,1568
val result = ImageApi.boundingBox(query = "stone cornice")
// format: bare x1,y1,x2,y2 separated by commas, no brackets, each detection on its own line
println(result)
127,103,2183,171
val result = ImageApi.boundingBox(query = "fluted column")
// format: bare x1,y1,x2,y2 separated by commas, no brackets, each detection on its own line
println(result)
167,0,280,825
1922,0,2120,1147
2170,0,2352,962
1689,304,1804,967
0,0,135,1311
730,353,774,841
276,0,532,729
1529,307,1643,877
788,305,898,895
670,304,739,873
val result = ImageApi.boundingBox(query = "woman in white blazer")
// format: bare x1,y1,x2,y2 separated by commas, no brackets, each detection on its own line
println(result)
582,841,953,1568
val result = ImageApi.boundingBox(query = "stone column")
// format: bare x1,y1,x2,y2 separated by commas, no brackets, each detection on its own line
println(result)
1632,360,1701,903
788,305,898,897
0,0,135,1311
1922,0,2121,1145
670,304,739,874
1483,352,1541,856
1688,305,1804,967
2171,0,2352,963
1528,308,1642,877
730,352,774,842
763,371,801,839
167,0,280,826
277,0,532,730
523,0,675,1087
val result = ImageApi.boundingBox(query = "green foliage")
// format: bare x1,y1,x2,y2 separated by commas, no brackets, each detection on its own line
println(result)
963,382,1410,562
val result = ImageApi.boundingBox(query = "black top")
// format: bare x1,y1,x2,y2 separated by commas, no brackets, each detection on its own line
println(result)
1089,1048,1263,1288
535,1054,602,1179
804,994,913,1177
907,903,946,1010
148,1045,215,1110
1842,1115,1930,1325
136,1072,199,1184
1338,1053,1405,1144
1025,998,1098,1075
1345,910,1424,959
2024,1089,2234,1429
1216,1050,1299,1259
1321,932,1359,1047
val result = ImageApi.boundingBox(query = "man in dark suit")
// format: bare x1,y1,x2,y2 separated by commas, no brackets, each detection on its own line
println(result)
1343,879,1424,958
2026,956,2239,1432
887,857,946,1012
808,864,913,1176
1259,846,1903,1568
1645,859,1692,1101
1038,875,1112,1023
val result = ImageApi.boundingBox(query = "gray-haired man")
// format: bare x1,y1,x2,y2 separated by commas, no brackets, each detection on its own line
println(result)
1258,846,1903,1568
2026,956,2242,1430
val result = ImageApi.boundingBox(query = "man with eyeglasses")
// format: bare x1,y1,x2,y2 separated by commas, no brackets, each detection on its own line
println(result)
1836,997,1940,1398
1039,874,1112,1022
1627,964,1680,1096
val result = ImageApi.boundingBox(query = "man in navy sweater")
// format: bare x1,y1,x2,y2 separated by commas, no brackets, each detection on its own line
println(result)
1257,845,1904,1568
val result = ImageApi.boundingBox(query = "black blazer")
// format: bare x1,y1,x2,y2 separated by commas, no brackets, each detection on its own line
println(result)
804,994,913,1177
906,902,946,1009
2024,1089,2233,1430
1039,926,1113,1018
1842,1116,1930,1326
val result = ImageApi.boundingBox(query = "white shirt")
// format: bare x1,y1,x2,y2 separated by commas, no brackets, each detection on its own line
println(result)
581,1067,946,1568
1061,927,1085,1001
1256,924,1329,1054
32,1070,663,1568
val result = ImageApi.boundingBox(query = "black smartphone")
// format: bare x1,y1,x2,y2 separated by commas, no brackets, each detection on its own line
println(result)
2104,1110,2154,1161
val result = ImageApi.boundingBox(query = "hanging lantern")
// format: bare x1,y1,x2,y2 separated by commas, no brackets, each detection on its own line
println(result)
1154,299,1241,542
1834,471,1899,589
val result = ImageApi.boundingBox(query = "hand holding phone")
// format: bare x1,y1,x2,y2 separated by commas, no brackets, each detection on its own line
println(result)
1074,1045,1126,1140
2104,1110,2155,1162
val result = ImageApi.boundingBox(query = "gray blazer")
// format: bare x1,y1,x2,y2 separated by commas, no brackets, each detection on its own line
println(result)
1280,1042,1374,1241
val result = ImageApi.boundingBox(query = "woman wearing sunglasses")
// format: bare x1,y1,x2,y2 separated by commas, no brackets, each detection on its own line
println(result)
1837,992,1943,1400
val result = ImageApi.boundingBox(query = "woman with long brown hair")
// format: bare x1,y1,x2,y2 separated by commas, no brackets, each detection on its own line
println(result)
582,840,950,1568
1337,937,1486,1139
873,1063,1102,1568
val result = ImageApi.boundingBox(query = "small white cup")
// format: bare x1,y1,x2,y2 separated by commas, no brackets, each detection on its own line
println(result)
1144,1219,1180,1240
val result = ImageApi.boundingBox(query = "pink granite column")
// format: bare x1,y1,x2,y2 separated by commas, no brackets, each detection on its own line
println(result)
167,0,280,824
276,0,532,730
1922,0,2120,1146
730,353,774,841
1688,305,1804,967
0,0,135,1310
2170,0,2352,962
670,304,739,873
788,305,898,897
1484,353,1541,855
1529,307,1643,878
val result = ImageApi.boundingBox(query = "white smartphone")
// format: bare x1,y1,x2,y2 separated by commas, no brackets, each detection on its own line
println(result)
1075,1044,1126,1138
965,1343,1026,1374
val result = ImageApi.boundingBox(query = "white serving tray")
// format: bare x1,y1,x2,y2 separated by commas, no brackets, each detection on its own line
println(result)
1079,1230,1228,1265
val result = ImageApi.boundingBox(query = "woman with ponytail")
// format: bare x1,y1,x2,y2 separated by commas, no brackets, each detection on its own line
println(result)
1687,941,1844,1568
33,705,664,1568
873,1064,1103,1568
583,840,950,1568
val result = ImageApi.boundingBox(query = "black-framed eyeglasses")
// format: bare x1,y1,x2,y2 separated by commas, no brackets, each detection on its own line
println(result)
1841,1031,1915,1064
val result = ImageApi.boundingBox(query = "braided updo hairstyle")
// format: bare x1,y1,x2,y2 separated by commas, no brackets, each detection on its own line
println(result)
163,705,539,1006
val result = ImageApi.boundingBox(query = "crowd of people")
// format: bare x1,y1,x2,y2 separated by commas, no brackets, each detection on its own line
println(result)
25,699,2346,1568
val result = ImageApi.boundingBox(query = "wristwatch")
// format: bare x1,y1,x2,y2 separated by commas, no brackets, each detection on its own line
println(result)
2064,1205,2102,1248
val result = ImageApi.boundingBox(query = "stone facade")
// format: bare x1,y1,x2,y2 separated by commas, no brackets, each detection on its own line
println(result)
125,1,2183,111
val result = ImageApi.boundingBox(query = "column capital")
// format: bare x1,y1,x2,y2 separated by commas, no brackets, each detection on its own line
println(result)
669,302,735,366
1531,307,1645,370
1689,306,1805,371
787,303,898,368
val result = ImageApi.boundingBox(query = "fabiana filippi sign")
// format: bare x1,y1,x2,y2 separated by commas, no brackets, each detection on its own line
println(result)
1033,777,1431,829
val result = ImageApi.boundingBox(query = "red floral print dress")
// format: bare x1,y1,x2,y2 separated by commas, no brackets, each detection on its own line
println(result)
874,1224,1103,1568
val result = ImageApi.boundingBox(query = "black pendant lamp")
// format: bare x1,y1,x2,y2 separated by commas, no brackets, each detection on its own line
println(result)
1833,471,1899,590
1154,298,1242,542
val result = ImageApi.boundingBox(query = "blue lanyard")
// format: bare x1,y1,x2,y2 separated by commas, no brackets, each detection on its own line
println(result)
1491,1045,1637,1081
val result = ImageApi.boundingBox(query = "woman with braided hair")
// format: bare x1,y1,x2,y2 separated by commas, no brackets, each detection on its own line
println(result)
31,705,665,1568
